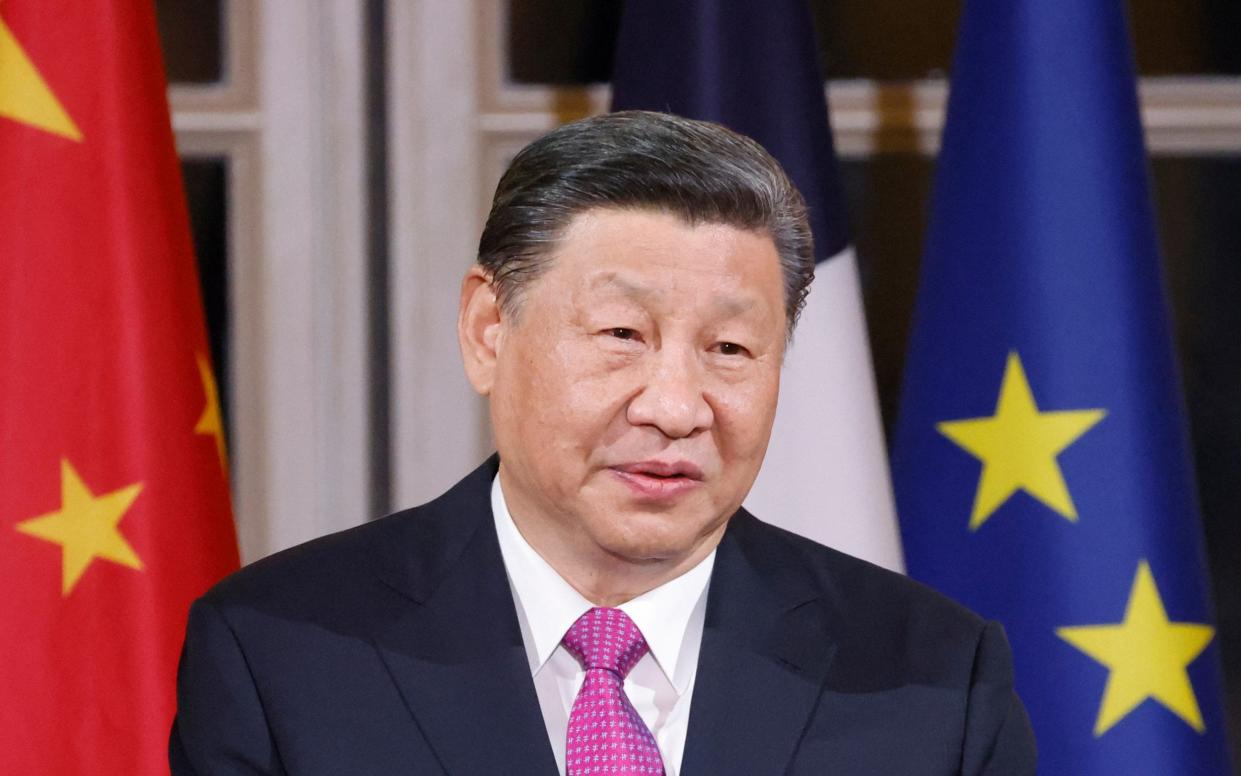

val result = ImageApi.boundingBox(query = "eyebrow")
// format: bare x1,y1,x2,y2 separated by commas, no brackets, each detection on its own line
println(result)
589,272,655,301
588,272,758,317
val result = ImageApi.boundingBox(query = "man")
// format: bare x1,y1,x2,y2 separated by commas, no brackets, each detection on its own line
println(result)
171,111,1036,775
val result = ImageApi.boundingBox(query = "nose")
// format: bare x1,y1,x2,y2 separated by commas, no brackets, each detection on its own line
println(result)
625,347,714,439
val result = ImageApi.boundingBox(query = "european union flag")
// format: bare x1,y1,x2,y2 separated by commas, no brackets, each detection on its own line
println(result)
892,1,1234,773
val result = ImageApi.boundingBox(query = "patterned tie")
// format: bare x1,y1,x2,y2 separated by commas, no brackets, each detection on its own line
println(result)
562,607,666,775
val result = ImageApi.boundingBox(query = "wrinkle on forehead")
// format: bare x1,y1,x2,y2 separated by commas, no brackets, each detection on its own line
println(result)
586,270,759,319
589,271,655,301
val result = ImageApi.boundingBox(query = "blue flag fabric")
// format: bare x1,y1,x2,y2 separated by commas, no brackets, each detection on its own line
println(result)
611,0,849,261
610,0,905,570
893,1,1233,772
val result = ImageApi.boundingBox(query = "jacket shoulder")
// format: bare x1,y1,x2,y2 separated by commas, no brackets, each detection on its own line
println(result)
734,513,989,662
203,456,500,614
200,509,412,614
733,517,1036,772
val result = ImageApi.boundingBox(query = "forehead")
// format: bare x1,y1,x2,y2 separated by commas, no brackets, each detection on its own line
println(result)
545,208,783,302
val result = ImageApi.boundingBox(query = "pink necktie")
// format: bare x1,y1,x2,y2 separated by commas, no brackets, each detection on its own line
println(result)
562,607,666,775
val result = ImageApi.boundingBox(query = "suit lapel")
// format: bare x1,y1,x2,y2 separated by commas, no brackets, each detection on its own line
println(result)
367,457,559,776
358,462,836,775
681,512,838,776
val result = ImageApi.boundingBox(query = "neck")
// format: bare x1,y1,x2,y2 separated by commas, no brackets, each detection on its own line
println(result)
499,472,725,607
544,538,719,608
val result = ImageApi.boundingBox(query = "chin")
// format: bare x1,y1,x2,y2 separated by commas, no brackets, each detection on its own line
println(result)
594,510,723,565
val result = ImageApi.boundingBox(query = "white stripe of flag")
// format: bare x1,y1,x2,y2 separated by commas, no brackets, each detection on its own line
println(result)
744,246,905,572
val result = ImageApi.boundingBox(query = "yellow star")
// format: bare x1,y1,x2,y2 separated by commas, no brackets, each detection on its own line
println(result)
1057,561,1215,736
0,13,82,141
936,351,1106,530
195,353,228,473
15,459,144,595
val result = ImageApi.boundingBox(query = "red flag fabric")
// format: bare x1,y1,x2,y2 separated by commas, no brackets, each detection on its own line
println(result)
0,2,240,773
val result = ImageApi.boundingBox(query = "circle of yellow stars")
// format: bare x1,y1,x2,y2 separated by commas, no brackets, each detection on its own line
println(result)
1058,561,1215,736
936,351,1105,531
934,350,1217,738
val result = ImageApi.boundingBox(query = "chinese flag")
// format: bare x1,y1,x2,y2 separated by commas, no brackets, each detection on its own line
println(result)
0,2,240,773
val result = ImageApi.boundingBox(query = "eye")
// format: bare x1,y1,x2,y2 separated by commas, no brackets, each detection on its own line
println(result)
607,327,638,341
714,342,750,357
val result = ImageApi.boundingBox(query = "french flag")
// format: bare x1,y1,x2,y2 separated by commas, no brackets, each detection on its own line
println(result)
611,0,904,571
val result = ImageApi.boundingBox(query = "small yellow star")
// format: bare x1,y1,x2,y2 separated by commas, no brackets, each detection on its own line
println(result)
195,353,228,473
0,13,82,141
15,459,144,595
937,351,1106,530
1058,561,1215,736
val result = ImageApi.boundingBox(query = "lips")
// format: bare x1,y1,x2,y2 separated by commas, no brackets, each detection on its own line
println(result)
610,460,704,500
613,460,703,479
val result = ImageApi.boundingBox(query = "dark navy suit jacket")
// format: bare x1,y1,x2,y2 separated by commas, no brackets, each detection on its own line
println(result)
170,457,1036,774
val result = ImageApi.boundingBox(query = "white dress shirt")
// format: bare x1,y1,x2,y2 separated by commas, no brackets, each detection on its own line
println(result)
491,476,714,776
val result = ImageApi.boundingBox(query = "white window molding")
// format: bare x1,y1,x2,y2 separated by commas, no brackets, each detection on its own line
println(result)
386,0,493,512
172,0,372,562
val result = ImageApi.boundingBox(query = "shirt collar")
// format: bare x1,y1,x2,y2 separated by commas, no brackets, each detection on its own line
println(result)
491,475,714,695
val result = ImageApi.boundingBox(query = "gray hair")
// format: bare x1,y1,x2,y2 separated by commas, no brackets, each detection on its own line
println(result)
477,110,815,334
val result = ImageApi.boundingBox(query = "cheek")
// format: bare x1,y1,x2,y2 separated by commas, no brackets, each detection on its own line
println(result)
511,341,634,445
710,372,781,453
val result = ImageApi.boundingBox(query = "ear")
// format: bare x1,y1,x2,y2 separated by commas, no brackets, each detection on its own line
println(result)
458,266,504,395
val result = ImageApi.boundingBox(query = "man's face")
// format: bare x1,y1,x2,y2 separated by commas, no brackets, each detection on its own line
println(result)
485,208,787,572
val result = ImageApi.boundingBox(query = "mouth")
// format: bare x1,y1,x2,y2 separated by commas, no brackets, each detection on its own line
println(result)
609,460,704,500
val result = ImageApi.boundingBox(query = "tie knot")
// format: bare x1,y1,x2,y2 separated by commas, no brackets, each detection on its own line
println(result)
562,607,649,677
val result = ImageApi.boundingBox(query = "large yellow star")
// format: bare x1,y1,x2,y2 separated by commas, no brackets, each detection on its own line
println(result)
15,459,144,595
195,353,228,473
1058,561,1215,736
936,351,1106,530
0,13,82,141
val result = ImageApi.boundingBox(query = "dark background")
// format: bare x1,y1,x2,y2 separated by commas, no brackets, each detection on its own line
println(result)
158,0,1241,761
